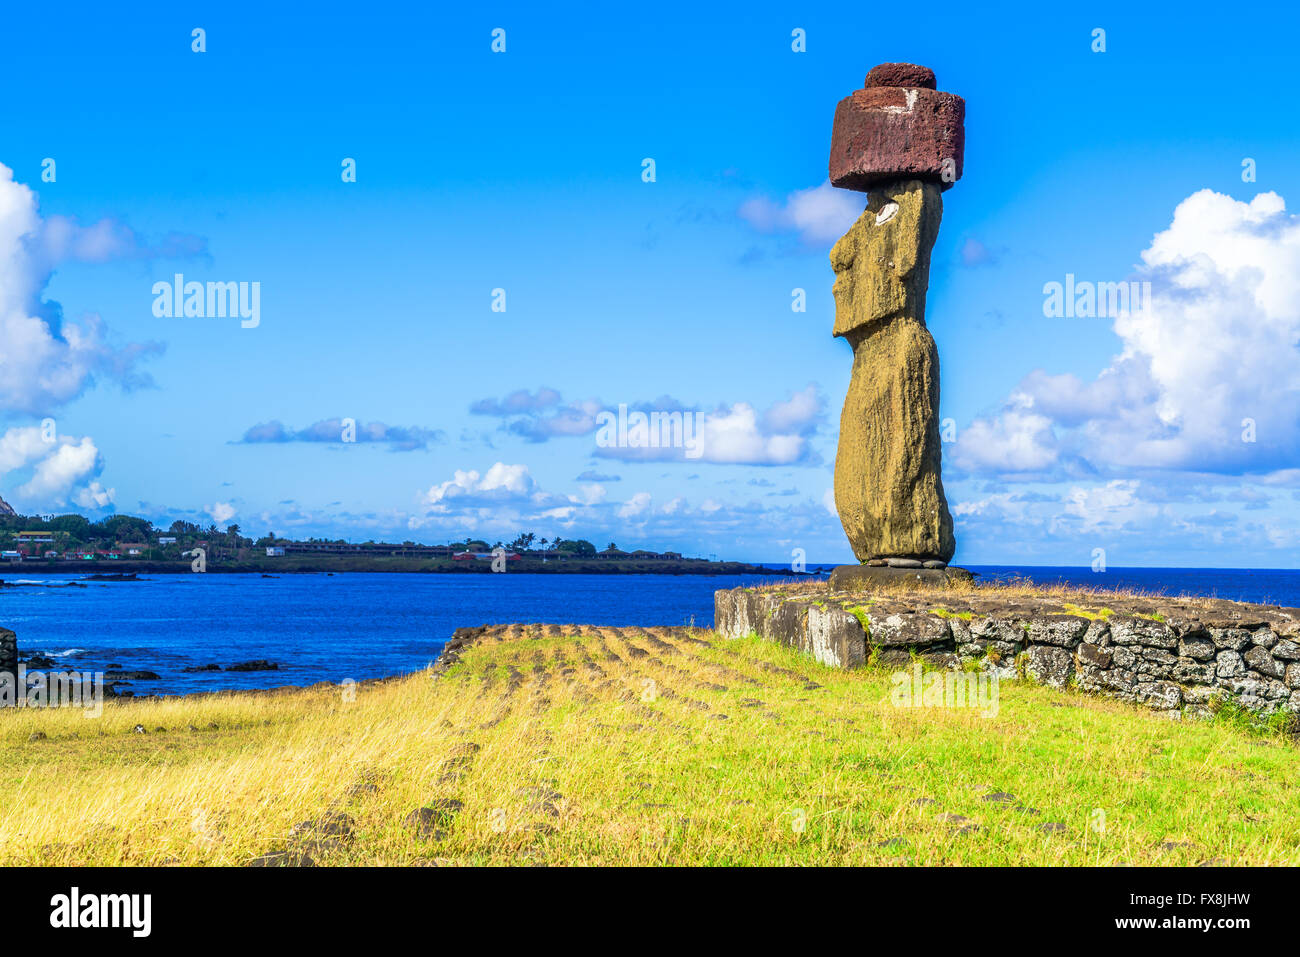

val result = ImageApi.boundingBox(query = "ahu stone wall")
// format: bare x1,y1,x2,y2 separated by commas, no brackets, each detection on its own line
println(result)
715,586,1300,715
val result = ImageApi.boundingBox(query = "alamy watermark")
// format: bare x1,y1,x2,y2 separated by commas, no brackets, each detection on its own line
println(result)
595,404,703,459
1,666,104,717
890,662,999,717
152,274,260,328
1042,274,1150,319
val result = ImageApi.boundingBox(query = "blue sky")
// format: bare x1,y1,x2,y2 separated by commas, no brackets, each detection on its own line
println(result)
1,2,1297,566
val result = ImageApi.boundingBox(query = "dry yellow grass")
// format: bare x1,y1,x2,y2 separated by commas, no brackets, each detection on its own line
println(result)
1,624,1297,865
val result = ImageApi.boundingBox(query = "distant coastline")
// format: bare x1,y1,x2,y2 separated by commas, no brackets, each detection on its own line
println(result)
0,555,786,576
0,511,791,577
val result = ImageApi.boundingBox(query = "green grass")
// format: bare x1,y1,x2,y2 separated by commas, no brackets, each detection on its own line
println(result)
1,625,1297,865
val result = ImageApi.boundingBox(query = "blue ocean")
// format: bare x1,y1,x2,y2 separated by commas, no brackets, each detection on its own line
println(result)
1,565,1297,695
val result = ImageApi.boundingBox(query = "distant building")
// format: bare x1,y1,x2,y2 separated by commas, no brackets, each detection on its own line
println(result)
120,543,147,556
15,532,54,544
1,550,21,562
158,536,177,545
266,546,286,557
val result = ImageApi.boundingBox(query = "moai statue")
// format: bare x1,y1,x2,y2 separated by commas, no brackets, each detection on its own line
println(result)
827,63,964,569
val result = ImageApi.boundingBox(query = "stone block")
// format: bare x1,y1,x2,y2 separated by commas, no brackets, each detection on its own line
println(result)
1244,645,1285,679
1026,615,1090,648
865,608,951,647
1025,645,1074,688
806,604,866,668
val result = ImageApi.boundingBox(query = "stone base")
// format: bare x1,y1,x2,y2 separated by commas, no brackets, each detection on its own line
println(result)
713,584,1300,716
829,564,973,590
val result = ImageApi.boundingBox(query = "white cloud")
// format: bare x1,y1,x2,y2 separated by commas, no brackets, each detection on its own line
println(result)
0,164,169,415
694,403,805,465
738,180,862,244
0,425,110,508
952,398,1059,473
955,189,1300,478
760,385,822,433
75,481,115,509
569,483,606,506
1062,480,1160,533
473,385,825,466
206,502,236,525
422,462,537,511
596,388,824,466
469,388,563,417
618,491,651,518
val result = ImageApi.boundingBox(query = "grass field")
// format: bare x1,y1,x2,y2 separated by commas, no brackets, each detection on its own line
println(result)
2,623,1298,866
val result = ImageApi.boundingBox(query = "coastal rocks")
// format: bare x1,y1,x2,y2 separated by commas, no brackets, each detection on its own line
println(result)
715,586,1300,718
225,660,278,672
830,181,954,564
0,627,14,688
827,62,963,567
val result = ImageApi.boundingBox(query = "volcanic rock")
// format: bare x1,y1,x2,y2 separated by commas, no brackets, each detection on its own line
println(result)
830,66,965,191
830,180,955,563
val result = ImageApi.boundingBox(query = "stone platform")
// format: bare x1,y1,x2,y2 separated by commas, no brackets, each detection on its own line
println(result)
828,565,973,589
714,584,1300,716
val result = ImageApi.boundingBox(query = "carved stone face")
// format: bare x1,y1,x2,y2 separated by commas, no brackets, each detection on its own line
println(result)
830,179,942,341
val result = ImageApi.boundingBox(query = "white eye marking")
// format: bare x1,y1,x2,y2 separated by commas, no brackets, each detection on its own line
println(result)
875,202,900,226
